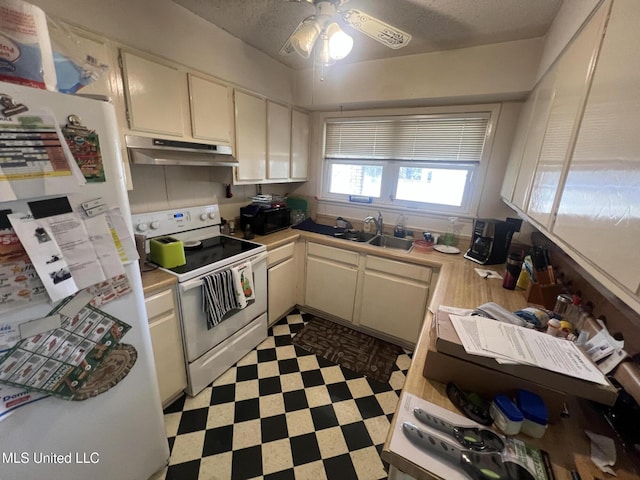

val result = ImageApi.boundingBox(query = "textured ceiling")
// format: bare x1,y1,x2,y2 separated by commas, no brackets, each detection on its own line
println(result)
172,0,563,69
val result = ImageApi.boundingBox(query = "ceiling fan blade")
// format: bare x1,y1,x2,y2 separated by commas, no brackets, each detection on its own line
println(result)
342,9,412,49
280,17,307,56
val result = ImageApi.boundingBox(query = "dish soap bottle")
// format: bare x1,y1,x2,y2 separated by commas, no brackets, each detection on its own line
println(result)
394,214,407,238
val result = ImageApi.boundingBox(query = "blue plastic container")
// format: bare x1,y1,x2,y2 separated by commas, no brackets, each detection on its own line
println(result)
516,390,548,438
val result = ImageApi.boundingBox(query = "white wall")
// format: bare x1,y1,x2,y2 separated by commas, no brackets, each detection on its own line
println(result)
29,0,294,103
293,38,543,110
536,0,601,82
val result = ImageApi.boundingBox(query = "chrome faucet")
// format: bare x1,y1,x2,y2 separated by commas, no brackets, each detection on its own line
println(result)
364,211,384,235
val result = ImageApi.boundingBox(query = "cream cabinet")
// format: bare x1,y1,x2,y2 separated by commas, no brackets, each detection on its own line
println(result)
291,109,310,180
305,243,359,321
234,90,267,182
188,74,233,144
267,101,292,181
267,242,298,326
553,0,640,295
354,256,431,345
527,3,609,229
145,287,187,407
510,70,557,212
119,50,186,137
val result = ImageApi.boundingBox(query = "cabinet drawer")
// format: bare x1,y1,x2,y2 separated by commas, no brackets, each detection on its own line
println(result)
268,242,295,268
307,242,359,266
365,255,432,283
145,288,175,320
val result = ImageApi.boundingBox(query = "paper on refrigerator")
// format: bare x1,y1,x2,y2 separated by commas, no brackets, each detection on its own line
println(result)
0,108,85,200
7,213,78,301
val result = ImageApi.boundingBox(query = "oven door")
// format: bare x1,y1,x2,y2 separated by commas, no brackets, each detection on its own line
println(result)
177,251,267,363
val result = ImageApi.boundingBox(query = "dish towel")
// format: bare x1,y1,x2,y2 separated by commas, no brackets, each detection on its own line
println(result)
202,270,240,329
231,262,256,309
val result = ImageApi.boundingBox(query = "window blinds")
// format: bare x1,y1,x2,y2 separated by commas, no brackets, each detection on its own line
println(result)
325,115,490,162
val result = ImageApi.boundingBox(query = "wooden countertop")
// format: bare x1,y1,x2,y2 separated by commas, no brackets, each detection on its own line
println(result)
380,254,640,480
140,265,177,296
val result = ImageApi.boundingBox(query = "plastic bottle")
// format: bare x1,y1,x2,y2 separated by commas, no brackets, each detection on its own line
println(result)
443,217,458,246
394,214,406,238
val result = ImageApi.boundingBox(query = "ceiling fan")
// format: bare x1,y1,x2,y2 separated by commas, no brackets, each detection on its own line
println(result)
279,0,412,66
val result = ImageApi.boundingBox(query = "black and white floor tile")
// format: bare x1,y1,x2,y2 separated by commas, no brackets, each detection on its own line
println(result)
153,311,412,480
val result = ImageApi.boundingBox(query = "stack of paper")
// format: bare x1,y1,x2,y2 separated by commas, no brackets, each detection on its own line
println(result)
448,314,610,386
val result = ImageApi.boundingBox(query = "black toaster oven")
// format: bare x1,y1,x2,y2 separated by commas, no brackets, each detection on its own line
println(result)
240,205,291,235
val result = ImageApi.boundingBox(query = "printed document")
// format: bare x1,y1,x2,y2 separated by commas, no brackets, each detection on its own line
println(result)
450,314,609,386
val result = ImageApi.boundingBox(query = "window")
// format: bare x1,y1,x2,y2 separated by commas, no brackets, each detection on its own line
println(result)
322,112,493,214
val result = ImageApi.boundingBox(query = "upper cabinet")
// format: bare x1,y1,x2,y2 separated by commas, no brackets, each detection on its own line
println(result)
553,0,640,295
266,101,291,181
234,90,267,182
118,49,233,147
502,0,640,312
188,74,233,144
527,3,609,229
233,90,310,184
119,50,186,137
291,109,310,181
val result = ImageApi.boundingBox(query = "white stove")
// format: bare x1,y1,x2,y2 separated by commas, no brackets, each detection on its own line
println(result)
132,205,268,396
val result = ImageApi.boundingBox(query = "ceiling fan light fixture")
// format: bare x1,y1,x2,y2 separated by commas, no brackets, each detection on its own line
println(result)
326,22,353,60
291,18,321,58
317,34,335,67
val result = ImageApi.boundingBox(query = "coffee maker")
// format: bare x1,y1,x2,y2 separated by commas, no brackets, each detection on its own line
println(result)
464,218,522,265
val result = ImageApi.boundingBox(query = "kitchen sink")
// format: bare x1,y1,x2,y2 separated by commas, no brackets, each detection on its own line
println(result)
333,231,377,242
367,234,414,252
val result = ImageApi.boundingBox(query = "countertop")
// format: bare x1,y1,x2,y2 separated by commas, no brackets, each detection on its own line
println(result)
378,257,640,479
139,226,638,479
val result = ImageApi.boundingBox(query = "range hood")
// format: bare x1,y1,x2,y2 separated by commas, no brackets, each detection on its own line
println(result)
125,135,238,167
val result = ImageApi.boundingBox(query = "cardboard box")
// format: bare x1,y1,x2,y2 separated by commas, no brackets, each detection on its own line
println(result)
423,343,566,421
433,310,619,406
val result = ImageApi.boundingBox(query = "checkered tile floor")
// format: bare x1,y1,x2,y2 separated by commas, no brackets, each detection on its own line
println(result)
156,311,412,480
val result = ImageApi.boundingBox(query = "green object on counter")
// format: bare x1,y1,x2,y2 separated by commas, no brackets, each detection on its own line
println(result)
285,197,308,212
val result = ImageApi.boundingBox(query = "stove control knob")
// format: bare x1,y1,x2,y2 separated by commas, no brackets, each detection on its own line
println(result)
208,212,217,220
136,223,148,232
150,221,160,230
200,213,208,221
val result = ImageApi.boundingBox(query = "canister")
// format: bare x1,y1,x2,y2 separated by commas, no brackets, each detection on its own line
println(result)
516,390,548,438
490,394,523,435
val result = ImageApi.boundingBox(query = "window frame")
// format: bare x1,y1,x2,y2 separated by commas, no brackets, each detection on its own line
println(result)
318,104,501,217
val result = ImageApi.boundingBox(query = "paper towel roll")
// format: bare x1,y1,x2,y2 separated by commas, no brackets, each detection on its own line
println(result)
0,0,57,91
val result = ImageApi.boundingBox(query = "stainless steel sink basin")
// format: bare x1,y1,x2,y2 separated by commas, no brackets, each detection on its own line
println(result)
333,231,377,242
367,234,414,252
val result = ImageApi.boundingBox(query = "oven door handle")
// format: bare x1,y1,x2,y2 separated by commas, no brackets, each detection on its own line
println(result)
179,251,268,293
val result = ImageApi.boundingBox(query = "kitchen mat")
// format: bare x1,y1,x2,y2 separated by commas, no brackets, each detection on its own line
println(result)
292,316,403,384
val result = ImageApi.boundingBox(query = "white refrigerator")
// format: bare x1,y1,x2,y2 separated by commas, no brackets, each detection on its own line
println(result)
0,82,169,480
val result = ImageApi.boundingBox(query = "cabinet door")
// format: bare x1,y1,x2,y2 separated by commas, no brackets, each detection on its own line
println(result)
553,0,640,294
267,101,291,180
188,74,232,144
357,270,428,344
234,90,267,182
268,256,297,325
290,109,310,180
305,256,357,321
511,70,557,211
501,91,538,203
528,3,609,229
120,50,185,136
146,288,187,406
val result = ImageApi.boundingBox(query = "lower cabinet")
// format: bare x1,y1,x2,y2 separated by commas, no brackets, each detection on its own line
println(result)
305,243,359,322
303,242,433,346
355,256,432,344
267,242,299,326
145,286,187,407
